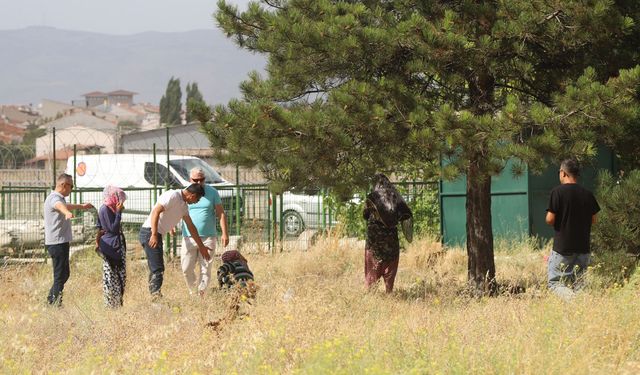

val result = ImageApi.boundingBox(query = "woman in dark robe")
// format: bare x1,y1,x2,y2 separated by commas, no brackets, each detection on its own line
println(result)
363,174,413,293
217,250,254,288
96,185,127,307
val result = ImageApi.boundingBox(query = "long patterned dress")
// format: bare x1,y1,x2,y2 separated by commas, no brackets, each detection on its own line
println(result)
97,205,127,307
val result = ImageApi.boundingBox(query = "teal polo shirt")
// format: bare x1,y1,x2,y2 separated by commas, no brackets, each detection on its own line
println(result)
182,185,222,237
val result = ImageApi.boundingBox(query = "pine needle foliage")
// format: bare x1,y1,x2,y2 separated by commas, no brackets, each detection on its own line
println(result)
591,170,640,285
206,0,640,291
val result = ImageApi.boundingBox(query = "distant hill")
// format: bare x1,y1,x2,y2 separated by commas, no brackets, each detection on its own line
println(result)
0,26,266,106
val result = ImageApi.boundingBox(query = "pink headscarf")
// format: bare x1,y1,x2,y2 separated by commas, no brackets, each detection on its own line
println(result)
103,185,127,212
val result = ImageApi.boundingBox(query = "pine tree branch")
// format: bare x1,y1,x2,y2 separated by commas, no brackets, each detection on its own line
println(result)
538,10,562,25
227,9,265,33
494,83,550,105
555,96,618,124
263,0,286,11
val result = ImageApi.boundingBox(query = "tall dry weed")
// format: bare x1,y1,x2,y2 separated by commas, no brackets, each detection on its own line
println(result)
0,235,638,373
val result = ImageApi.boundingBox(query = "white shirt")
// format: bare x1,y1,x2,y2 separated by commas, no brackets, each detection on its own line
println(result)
142,190,188,235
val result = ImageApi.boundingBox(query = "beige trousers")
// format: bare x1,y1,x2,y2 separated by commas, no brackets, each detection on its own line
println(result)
180,236,216,294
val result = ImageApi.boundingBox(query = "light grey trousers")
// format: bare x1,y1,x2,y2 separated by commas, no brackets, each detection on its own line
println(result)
547,250,590,300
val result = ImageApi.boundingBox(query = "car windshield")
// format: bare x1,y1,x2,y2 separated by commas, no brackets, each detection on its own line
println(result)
169,159,226,184
289,187,320,195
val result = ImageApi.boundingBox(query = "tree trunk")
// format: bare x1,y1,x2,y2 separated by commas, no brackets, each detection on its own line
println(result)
465,154,496,295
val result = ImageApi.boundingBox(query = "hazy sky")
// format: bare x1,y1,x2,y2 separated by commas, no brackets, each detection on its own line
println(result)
0,0,252,34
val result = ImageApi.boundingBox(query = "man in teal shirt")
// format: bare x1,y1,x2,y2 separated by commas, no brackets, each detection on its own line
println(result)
181,167,229,295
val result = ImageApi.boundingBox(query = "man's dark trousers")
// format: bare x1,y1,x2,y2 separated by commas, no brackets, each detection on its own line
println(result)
47,242,70,305
139,227,164,296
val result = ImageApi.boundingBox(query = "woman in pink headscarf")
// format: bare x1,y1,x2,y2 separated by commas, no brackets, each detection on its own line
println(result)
96,185,127,307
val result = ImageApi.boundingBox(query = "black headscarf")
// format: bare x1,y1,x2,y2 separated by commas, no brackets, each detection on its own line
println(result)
365,173,414,242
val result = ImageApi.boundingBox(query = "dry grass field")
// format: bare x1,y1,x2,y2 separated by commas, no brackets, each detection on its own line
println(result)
1,234,639,374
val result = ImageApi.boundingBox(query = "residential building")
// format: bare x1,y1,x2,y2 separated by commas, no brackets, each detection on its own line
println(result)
83,90,137,107
0,119,26,143
120,124,265,183
0,105,40,127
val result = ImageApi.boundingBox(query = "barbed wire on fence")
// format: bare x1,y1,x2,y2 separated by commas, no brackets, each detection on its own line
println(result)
1,125,441,261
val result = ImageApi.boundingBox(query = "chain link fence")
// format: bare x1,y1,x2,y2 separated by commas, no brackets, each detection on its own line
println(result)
1,126,440,263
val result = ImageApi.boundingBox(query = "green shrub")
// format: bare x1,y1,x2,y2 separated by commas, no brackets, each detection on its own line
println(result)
332,182,441,239
591,170,640,286
332,195,366,238
409,184,440,238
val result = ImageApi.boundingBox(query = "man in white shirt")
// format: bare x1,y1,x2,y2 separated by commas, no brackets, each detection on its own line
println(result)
139,183,211,299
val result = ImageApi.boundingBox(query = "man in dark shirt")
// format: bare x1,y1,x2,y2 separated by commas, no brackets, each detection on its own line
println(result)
545,159,600,299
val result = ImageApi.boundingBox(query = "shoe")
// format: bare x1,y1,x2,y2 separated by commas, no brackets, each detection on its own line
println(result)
151,291,163,302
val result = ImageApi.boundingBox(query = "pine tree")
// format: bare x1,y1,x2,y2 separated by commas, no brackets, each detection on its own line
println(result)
21,123,46,145
186,82,206,123
591,170,640,285
160,77,182,126
207,0,640,293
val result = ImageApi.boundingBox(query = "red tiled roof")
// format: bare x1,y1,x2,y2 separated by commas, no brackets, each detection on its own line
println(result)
135,103,159,113
0,105,39,124
26,149,73,163
83,91,108,97
0,121,26,136
0,134,16,143
25,145,102,163
108,90,137,96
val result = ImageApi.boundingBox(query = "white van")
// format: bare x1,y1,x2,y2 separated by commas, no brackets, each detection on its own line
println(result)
65,154,241,225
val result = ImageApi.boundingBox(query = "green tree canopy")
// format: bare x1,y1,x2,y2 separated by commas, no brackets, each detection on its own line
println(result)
186,82,206,123
117,120,140,135
207,0,640,293
160,76,182,126
21,123,46,146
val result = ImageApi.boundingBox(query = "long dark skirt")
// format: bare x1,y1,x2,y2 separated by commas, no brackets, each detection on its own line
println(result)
364,249,399,293
102,249,126,308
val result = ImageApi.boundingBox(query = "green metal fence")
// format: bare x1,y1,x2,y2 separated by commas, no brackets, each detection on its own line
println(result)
0,183,342,260
0,129,440,261
0,181,441,261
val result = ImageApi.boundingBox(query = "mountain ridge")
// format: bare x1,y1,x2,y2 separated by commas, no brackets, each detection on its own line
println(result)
0,26,266,106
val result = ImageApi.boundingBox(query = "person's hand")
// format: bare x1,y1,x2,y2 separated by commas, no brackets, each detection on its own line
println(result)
64,212,74,220
96,229,105,246
221,233,229,248
116,202,125,212
198,245,211,261
149,233,159,249
82,203,94,210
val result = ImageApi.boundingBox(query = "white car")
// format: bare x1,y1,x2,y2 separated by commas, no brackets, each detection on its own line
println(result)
274,189,336,237
66,154,242,225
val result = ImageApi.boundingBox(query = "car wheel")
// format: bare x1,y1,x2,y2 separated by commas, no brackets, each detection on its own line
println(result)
282,210,305,237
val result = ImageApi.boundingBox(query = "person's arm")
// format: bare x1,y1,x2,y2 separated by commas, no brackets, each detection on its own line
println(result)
363,199,374,220
591,195,600,225
53,201,74,220
216,204,229,248
98,205,123,234
545,189,558,227
148,203,165,249
545,211,555,226
95,230,104,249
95,211,104,248
183,214,212,261
67,203,94,210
